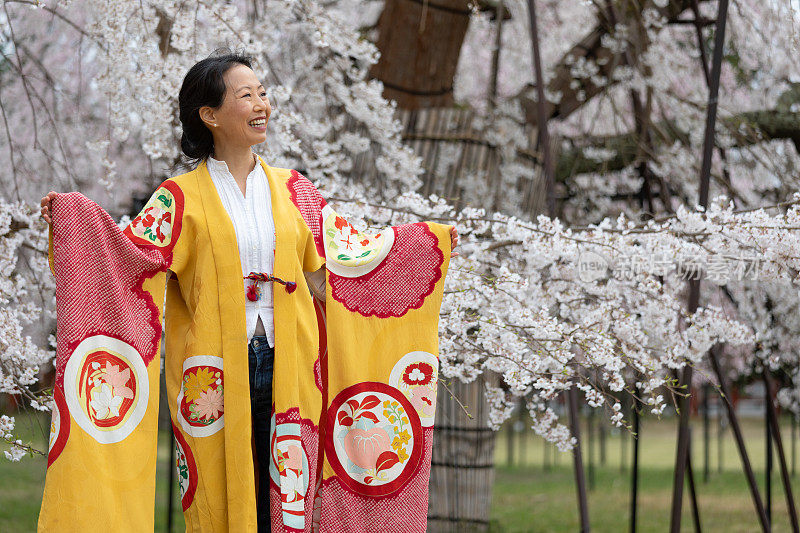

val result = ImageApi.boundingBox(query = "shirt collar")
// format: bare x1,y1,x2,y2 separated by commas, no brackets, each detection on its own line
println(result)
207,152,259,174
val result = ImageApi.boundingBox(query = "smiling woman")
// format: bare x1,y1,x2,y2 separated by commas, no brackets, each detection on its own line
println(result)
178,53,272,193
37,48,458,533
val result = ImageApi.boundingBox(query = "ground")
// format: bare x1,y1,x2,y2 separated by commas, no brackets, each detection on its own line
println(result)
1,411,797,532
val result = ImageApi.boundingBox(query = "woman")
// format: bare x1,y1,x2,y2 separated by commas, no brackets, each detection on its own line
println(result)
39,52,458,532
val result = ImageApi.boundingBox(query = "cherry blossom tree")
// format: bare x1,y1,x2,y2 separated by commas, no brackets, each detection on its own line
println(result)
2,0,800,461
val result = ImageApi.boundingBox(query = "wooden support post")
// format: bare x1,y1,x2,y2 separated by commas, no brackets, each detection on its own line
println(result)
763,371,800,532
708,347,769,531
687,431,702,532
629,392,640,533
793,415,797,477
518,398,527,466
600,416,607,467
621,397,628,473
507,416,514,468
488,0,505,112
718,404,724,474
525,0,555,216
703,383,710,483
544,431,550,471
766,381,773,527
588,409,596,490
670,1,730,529
568,387,591,532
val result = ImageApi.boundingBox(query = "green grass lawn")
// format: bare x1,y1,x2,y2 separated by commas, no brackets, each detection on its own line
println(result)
491,415,800,532
0,411,185,533
2,410,798,532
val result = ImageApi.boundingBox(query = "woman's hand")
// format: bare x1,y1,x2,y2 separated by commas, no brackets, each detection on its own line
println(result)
40,191,57,225
450,225,459,257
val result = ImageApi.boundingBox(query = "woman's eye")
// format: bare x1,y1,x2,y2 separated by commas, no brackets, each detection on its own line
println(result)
242,93,250,98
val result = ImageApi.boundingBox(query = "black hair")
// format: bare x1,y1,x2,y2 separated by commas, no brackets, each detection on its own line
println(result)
177,48,254,168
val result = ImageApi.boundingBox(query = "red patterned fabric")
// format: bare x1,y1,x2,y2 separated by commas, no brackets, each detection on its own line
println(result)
318,428,433,533
269,408,322,533
50,192,168,386
287,170,326,258
328,223,444,318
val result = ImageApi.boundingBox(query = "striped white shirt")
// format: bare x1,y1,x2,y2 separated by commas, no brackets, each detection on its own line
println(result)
207,153,277,347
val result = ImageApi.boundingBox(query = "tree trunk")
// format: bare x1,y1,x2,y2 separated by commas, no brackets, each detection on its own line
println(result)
370,0,472,109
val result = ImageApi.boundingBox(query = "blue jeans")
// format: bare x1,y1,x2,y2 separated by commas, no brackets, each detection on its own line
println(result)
248,335,274,533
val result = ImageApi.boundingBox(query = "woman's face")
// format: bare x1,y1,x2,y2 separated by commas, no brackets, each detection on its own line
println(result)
201,64,271,150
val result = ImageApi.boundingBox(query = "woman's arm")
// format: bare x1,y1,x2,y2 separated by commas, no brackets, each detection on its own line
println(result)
304,266,326,301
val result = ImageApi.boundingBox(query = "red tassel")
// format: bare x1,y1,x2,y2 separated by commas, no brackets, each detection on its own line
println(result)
244,272,297,296
246,283,260,301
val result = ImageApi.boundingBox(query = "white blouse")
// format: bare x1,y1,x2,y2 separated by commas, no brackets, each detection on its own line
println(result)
207,154,278,347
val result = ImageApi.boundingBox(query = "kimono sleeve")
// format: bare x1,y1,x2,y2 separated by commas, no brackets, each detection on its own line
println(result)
38,184,181,532
283,169,453,532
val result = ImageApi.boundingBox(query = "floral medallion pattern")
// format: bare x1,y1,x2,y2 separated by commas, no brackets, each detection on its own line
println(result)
177,355,224,437
129,189,175,245
388,351,439,428
63,335,149,444
326,382,423,497
124,179,184,257
321,204,395,278
269,415,310,531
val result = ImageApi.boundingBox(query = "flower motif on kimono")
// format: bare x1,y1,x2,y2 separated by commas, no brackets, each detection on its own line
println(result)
177,356,225,437
65,336,149,444
194,388,223,421
389,352,439,427
402,362,433,386
181,366,223,425
326,382,423,497
268,414,310,530
130,193,173,245
124,180,184,258
89,383,123,419
325,213,385,267
79,353,138,426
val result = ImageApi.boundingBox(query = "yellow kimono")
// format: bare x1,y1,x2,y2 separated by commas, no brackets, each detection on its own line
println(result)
38,155,451,532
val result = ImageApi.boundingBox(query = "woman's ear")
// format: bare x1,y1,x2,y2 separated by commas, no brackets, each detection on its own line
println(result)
198,106,217,129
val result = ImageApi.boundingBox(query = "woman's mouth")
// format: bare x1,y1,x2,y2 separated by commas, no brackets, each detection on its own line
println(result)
248,118,266,131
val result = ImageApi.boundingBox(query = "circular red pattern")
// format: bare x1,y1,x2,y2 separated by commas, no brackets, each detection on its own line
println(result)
325,382,423,498
328,223,444,318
